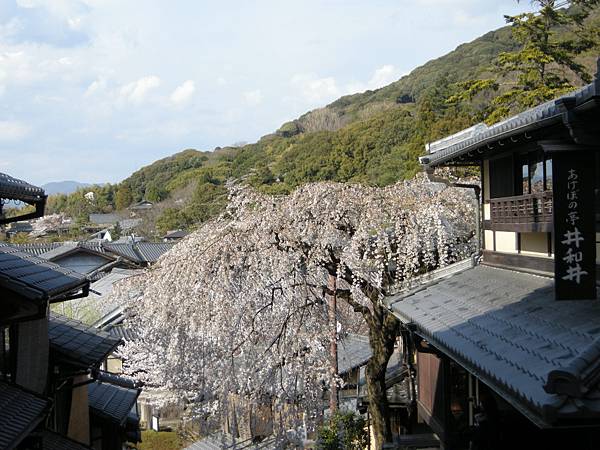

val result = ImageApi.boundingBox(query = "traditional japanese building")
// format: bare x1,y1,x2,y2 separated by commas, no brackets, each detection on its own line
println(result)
0,172,141,450
386,60,600,449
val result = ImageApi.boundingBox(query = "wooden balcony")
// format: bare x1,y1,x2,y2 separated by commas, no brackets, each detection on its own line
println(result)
489,191,553,232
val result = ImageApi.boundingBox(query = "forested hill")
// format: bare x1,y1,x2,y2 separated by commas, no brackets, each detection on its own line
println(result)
46,6,600,234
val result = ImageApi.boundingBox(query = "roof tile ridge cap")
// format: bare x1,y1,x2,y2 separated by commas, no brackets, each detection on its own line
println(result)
483,264,552,281
546,336,600,397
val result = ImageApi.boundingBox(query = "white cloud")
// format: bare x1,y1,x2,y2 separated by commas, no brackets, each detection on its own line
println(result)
170,80,195,105
15,0,38,8
84,77,106,97
216,77,227,86
291,74,340,103
119,75,161,103
0,121,31,141
243,89,263,106
367,64,404,89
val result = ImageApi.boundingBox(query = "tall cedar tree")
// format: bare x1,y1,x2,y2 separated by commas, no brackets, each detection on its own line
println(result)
449,0,600,123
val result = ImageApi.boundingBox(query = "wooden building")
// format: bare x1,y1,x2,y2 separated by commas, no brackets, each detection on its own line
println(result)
0,172,141,450
386,61,600,449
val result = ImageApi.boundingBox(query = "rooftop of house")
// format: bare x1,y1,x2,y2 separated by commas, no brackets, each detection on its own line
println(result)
0,244,89,303
88,213,120,225
0,172,46,224
0,172,46,205
337,334,372,375
0,381,50,450
387,263,600,427
163,229,188,239
12,240,174,267
38,430,92,450
48,312,122,369
88,380,140,426
422,60,600,168
185,432,281,450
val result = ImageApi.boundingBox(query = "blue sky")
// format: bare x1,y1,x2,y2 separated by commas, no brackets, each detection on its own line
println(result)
0,0,529,186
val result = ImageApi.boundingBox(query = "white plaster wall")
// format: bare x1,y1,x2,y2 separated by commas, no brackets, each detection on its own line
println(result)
484,230,494,250
495,231,517,253
483,160,490,201
483,203,491,221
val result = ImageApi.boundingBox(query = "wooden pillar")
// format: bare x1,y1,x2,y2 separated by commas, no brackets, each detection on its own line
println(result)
328,274,338,413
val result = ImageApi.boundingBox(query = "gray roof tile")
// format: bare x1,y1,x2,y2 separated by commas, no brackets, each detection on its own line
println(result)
185,433,280,450
0,172,45,204
0,245,89,302
39,430,92,450
337,334,371,374
88,214,120,225
0,381,50,449
425,78,599,167
389,264,600,426
48,313,121,368
88,380,139,425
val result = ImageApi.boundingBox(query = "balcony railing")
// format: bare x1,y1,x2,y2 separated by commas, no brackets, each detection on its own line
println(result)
490,191,553,231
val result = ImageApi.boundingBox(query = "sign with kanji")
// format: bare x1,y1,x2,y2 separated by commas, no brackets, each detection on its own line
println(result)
553,151,596,300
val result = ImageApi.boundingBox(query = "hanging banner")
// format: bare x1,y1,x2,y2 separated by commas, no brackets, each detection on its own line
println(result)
553,151,597,300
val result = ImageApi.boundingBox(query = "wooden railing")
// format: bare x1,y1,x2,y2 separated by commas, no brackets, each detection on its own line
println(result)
490,191,553,228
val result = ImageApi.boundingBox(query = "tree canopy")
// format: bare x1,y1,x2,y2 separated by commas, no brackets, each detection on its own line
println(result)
110,178,476,446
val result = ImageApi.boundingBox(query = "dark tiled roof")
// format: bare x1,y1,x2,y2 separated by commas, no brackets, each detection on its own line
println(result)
106,324,138,341
102,242,174,264
337,334,371,374
89,213,120,225
48,313,122,368
185,433,280,450
388,264,600,427
39,430,92,450
88,380,140,425
38,241,109,261
0,172,45,204
0,245,89,301
102,243,142,263
0,381,50,450
95,371,139,389
425,75,599,167
135,242,174,263
11,242,64,256
163,229,188,239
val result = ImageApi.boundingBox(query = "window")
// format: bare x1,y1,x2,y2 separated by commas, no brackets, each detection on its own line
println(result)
521,162,530,195
530,160,544,194
517,153,552,195
0,327,11,382
545,158,553,191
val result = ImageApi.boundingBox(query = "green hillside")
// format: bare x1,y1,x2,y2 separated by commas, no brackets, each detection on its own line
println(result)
45,5,600,235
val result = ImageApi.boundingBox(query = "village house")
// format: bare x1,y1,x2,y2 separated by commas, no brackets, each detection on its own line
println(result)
384,61,600,449
0,172,142,450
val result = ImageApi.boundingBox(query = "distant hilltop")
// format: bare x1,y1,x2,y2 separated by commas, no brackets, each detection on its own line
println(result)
42,180,91,195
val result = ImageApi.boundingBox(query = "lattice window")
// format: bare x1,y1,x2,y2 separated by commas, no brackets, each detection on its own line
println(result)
0,326,11,382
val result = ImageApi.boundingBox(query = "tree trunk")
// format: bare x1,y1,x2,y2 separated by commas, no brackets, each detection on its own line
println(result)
328,274,339,413
365,304,399,449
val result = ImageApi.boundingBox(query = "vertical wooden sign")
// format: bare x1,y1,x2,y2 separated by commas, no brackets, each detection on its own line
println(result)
553,151,597,300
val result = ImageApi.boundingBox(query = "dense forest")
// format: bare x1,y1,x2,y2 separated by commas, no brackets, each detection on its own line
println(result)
45,3,600,234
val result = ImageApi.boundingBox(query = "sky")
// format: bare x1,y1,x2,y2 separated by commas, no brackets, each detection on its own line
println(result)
0,0,530,186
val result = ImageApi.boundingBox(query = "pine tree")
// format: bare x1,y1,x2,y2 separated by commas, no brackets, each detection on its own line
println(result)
449,1,600,123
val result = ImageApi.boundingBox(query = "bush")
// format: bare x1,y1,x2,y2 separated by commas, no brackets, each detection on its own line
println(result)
316,412,368,450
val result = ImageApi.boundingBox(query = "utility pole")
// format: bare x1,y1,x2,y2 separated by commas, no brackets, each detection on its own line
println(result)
328,273,338,413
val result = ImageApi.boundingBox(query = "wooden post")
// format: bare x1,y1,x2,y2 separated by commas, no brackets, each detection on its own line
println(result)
328,274,338,413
